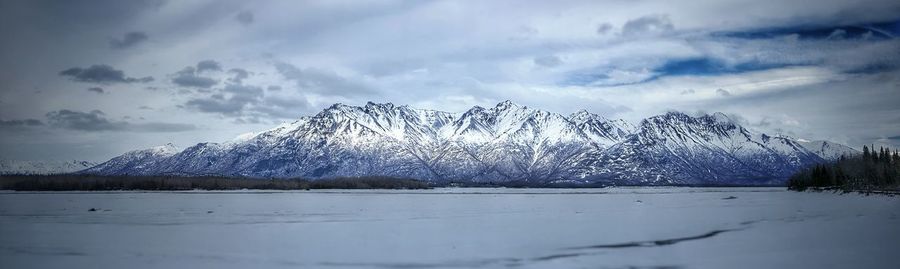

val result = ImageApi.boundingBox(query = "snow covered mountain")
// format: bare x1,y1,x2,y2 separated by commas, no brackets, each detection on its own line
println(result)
797,140,859,161
1,160,98,175
82,101,855,185
580,112,838,185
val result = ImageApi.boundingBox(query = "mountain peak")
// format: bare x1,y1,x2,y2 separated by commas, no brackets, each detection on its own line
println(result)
365,101,396,110
325,102,352,112
571,109,589,116
570,109,602,122
494,100,522,110
649,111,736,127
150,143,180,155
661,110,690,118
708,112,734,124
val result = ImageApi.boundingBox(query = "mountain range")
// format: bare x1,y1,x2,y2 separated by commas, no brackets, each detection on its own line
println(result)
81,101,857,185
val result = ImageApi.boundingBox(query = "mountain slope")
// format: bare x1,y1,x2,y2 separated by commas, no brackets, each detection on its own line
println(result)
1,160,98,175
798,140,859,161
82,101,851,185
581,112,826,185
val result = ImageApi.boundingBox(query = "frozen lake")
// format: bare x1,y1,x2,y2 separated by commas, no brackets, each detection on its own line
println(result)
1,188,898,269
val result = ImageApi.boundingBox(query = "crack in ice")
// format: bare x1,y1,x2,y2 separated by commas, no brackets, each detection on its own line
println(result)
566,229,738,250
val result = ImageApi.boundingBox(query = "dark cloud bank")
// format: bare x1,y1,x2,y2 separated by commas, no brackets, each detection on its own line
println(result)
171,60,225,88
109,31,148,49
235,11,254,25
59,65,153,84
45,110,194,132
0,119,44,127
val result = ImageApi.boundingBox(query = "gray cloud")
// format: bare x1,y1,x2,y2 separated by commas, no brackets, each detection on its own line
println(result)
185,83,311,121
267,85,282,91
749,116,801,137
0,119,44,127
275,62,373,96
716,88,732,96
171,66,218,88
128,122,197,132
196,60,223,73
185,97,246,115
185,84,264,116
361,58,427,77
46,110,126,131
622,14,674,36
46,109,194,132
534,55,563,67
228,68,249,83
254,97,312,119
596,23,613,35
59,65,153,84
173,75,217,88
14,1,165,27
223,84,264,98
235,11,254,25
681,89,696,95
109,31,148,49
87,87,105,94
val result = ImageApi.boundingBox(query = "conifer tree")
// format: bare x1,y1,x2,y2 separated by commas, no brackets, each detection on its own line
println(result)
834,166,845,186
788,142,900,191
873,145,879,162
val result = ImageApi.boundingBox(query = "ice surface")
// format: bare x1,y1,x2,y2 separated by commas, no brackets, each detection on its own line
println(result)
1,188,898,268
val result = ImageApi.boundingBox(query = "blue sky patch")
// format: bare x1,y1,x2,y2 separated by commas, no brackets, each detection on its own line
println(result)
562,57,803,87
654,58,727,76
655,58,798,77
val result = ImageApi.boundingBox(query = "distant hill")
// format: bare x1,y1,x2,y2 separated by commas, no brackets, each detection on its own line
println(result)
1,160,98,175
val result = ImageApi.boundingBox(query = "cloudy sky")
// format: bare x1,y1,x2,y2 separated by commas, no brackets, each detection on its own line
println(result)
1,0,899,161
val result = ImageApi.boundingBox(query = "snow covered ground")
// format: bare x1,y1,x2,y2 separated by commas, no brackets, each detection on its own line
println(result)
1,188,898,269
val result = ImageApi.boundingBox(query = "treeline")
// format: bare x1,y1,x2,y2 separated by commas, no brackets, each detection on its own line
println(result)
788,145,900,191
0,175,430,191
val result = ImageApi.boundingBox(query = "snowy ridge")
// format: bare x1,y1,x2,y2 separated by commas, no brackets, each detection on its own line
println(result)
797,140,858,161
82,101,856,185
581,112,838,185
1,160,98,175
